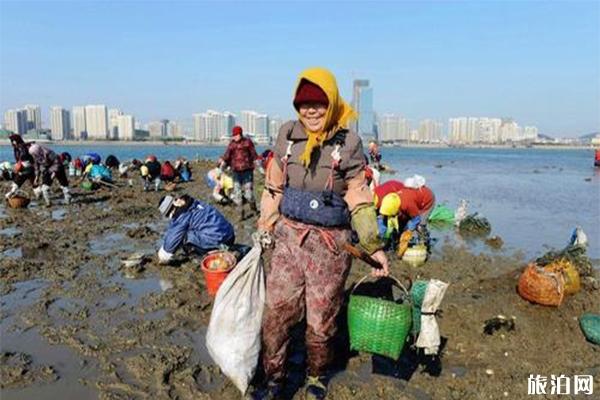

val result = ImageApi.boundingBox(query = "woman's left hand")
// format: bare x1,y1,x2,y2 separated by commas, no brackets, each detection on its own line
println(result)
370,250,390,277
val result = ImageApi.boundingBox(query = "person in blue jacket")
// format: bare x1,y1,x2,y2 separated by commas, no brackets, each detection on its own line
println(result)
157,194,235,264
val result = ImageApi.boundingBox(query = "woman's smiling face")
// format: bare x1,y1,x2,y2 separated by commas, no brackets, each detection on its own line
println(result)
298,102,327,132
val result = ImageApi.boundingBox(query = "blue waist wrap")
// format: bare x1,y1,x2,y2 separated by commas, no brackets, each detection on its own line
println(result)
280,187,350,227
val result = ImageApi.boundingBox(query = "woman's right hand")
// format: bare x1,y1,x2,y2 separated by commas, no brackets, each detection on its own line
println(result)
370,250,390,277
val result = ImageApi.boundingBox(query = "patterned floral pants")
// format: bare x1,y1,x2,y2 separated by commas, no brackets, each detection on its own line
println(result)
262,218,352,380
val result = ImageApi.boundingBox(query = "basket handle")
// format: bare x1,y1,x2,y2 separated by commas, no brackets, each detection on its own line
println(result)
351,274,412,298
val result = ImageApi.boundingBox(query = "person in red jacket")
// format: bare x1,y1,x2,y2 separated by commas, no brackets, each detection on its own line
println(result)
219,125,258,219
160,160,177,182
374,178,435,254
374,179,435,225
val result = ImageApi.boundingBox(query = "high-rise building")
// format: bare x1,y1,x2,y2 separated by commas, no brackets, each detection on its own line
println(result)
448,117,469,143
193,113,207,141
239,110,256,135
254,114,269,144
240,110,270,142
24,104,42,130
108,108,123,140
147,120,166,138
352,79,375,141
269,117,283,142
84,105,108,140
523,126,538,141
50,107,71,141
448,116,533,144
72,106,87,139
193,111,237,142
167,121,184,137
221,112,236,140
418,119,443,142
4,109,28,135
377,114,411,142
117,115,135,140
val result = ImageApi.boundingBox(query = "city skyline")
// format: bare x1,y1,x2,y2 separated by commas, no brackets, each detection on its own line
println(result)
0,1,598,137
3,100,543,145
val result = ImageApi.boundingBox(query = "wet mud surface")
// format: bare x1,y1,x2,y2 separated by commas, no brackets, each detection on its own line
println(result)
1,160,599,399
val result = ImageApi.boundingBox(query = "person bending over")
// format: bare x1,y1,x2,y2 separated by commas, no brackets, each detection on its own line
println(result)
157,194,235,264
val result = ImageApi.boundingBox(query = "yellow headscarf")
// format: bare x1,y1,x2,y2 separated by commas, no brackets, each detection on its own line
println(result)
294,67,357,168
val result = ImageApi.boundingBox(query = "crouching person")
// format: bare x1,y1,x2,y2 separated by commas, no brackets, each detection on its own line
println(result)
28,144,71,206
157,194,235,264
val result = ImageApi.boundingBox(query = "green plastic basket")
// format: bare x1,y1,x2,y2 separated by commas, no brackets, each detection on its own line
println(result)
81,180,95,191
579,313,600,345
410,280,429,336
348,275,412,360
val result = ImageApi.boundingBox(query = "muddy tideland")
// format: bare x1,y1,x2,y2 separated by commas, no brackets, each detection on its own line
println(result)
1,161,598,400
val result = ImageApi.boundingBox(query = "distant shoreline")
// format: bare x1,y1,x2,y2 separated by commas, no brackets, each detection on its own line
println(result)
0,139,596,150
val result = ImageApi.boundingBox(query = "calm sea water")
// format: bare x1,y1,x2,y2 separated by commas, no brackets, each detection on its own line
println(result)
1,144,598,260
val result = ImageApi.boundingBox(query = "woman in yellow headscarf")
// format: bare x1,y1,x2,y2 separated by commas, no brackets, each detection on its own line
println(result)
256,67,389,399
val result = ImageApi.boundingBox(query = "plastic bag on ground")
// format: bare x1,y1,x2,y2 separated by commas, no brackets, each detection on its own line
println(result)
427,204,455,224
205,239,265,394
454,199,468,227
416,279,449,355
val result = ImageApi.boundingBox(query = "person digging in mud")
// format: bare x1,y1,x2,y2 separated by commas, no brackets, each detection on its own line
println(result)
256,67,390,400
0,161,13,181
4,135,37,199
81,161,114,186
373,177,435,256
142,155,162,191
104,154,120,170
219,125,259,220
28,143,71,206
157,194,235,264
206,165,234,205
160,160,177,183
174,158,192,182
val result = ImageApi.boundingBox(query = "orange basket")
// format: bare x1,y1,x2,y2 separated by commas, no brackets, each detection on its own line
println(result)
544,259,580,296
200,250,237,297
517,263,564,306
7,195,30,209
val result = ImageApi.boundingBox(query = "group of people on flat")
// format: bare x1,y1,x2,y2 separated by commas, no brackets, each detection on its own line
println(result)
2,135,195,206
2,67,436,400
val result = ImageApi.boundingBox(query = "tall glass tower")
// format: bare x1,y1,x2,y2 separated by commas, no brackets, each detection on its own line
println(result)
352,79,376,141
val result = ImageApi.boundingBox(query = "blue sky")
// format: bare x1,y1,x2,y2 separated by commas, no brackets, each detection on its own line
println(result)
0,1,598,136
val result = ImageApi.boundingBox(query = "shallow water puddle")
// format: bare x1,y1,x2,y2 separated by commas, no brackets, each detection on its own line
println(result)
0,279,48,314
88,232,134,255
2,247,23,258
102,274,167,308
0,326,99,400
51,208,66,220
0,226,22,236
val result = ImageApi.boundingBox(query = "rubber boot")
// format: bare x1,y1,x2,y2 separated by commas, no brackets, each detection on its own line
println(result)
305,376,327,400
41,184,51,207
62,186,71,204
240,204,247,222
250,201,258,214
33,186,42,199
5,182,18,199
